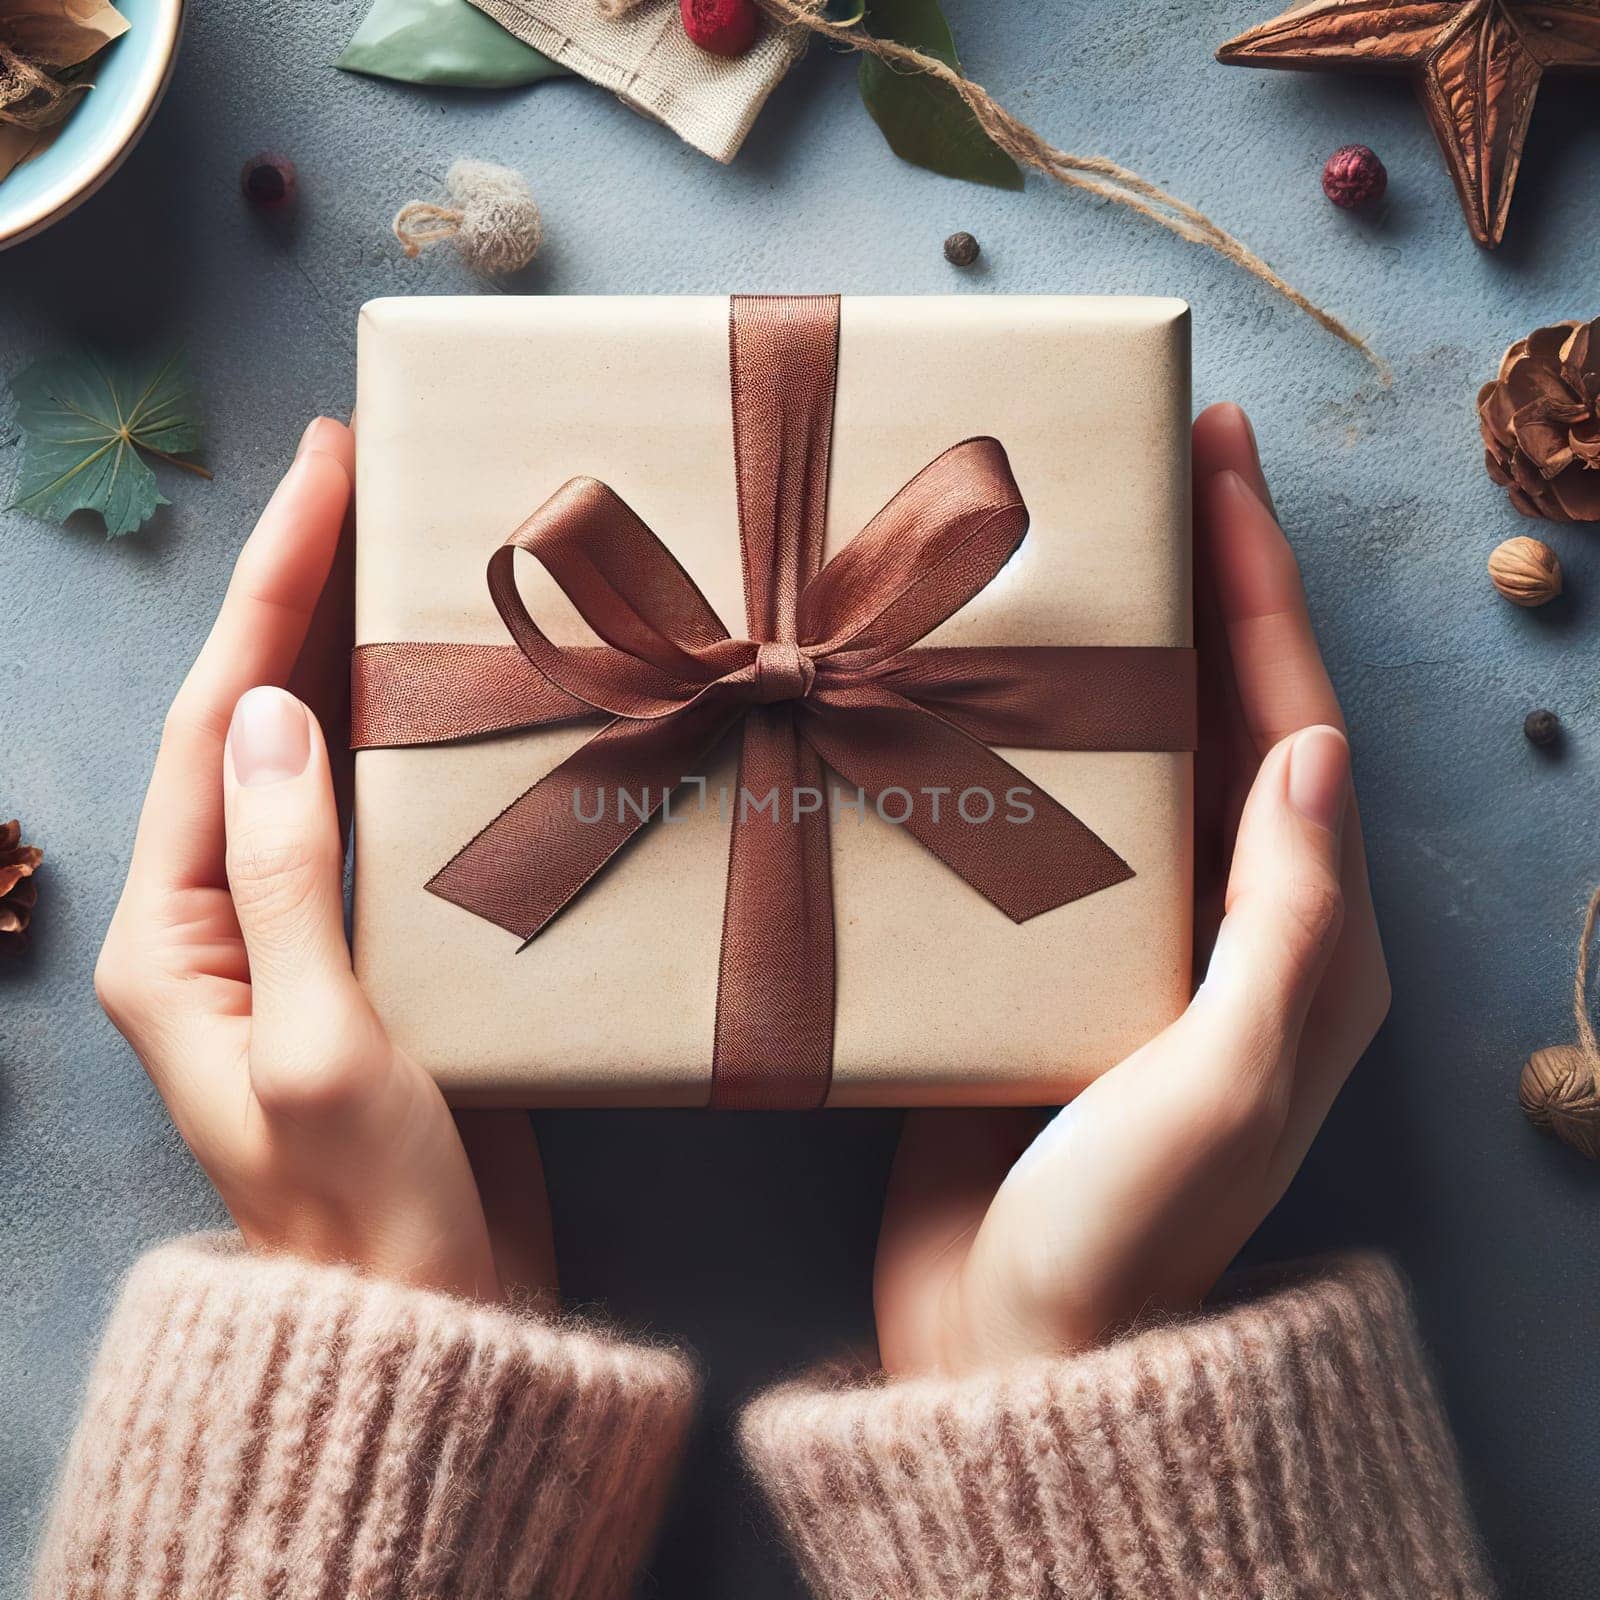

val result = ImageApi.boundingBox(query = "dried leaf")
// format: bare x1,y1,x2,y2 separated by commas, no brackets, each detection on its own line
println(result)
0,97,58,174
0,0,128,69
857,0,1022,190
7,349,208,538
0,39,75,127
338,0,569,89
0,117,38,180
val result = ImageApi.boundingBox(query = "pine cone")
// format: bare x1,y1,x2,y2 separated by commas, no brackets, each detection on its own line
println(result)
0,819,43,955
1479,316,1600,523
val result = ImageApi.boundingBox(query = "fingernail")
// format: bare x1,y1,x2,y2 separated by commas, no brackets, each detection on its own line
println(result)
1214,466,1265,511
229,687,310,787
1214,464,1280,525
1234,405,1259,461
1234,409,1280,515
1288,726,1350,833
297,417,341,458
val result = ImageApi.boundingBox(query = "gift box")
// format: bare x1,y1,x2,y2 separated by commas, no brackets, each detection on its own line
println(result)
352,294,1194,1107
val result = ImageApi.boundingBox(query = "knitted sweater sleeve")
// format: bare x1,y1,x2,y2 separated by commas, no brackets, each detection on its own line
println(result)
740,1253,1494,1600
31,1234,697,1600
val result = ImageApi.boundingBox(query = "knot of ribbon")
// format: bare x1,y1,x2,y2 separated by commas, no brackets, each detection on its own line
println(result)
753,642,815,704
352,295,1198,1108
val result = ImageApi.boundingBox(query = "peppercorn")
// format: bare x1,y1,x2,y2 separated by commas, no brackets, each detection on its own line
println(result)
1524,709,1562,747
943,231,981,267
1321,144,1386,210
241,153,297,208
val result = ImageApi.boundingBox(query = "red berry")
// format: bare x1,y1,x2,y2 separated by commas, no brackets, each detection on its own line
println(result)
681,0,758,57
1321,144,1386,210
241,152,297,209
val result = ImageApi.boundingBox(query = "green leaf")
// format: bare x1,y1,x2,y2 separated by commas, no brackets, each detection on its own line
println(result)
8,349,207,539
858,0,1022,191
337,0,570,89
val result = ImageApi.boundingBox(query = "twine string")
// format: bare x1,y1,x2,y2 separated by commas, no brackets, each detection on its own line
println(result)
751,0,1390,382
393,202,466,259
1520,884,1600,1160
1571,883,1600,1070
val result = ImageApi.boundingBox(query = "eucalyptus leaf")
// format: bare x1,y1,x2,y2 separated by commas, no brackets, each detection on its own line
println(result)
338,0,569,89
8,350,208,538
858,0,1022,191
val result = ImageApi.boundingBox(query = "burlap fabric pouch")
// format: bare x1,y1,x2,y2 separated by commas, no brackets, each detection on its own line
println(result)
464,0,804,162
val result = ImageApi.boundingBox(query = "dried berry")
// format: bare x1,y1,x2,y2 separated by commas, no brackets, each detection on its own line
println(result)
944,231,980,267
680,0,758,57
241,152,297,209
1321,144,1386,210
1524,708,1561,747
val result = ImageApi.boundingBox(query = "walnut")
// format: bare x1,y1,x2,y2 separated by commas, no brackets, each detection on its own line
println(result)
1522,1044,1600,1162
1488,535,1562,607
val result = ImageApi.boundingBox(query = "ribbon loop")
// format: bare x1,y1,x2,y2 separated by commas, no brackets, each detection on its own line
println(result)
798,438,1029,668
508,477,732,669
486,486,752,722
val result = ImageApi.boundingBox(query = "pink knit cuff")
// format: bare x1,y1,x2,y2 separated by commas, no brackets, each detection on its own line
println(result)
741,1254,1493,1600
33,1234,697,1600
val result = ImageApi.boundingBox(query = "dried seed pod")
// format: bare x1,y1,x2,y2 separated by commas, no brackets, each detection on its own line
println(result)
0,819,42,956
393,161,542,277
1480,317,1600,523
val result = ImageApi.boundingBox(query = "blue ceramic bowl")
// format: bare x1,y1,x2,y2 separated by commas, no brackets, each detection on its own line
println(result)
0,0,185,250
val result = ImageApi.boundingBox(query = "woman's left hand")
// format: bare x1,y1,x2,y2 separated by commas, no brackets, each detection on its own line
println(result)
94,419,556,1305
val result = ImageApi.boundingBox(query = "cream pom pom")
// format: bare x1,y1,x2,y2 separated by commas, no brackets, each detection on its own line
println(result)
392,160,542,277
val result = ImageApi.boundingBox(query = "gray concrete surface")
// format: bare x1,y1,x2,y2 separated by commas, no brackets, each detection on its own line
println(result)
3,3,1598,1595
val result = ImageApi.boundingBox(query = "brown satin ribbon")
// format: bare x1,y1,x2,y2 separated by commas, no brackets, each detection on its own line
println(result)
352,294,1197,1110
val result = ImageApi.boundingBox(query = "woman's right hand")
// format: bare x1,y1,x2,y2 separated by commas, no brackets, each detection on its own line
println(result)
95,418,556,1306
874,403,1390,1377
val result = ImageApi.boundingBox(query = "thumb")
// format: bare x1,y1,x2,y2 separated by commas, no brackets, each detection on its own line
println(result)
224,686,373,1105
1199,723,1350,1064
947,727,1353,1366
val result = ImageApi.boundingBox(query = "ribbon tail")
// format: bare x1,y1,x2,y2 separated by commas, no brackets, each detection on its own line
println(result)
872,646,1199,753
712,708,835,1110
427,697,742,942
803,683,1133,924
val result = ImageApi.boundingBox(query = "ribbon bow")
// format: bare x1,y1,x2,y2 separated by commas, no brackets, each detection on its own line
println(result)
353,295,1196,1108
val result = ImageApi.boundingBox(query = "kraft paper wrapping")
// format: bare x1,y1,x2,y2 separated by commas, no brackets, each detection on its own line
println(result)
353,295,1193,1106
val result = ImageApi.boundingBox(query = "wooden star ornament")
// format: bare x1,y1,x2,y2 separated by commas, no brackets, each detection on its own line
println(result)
1217,1,1600,246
